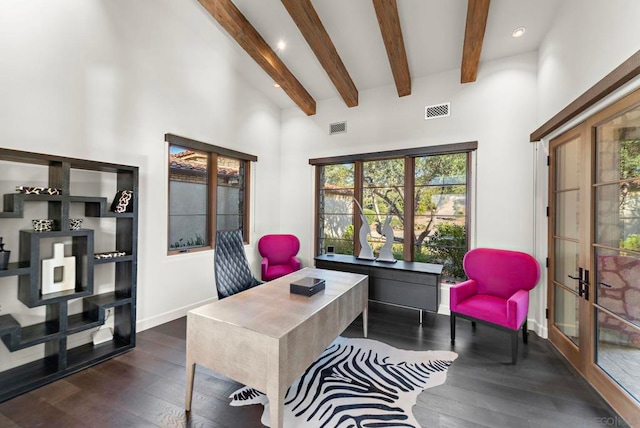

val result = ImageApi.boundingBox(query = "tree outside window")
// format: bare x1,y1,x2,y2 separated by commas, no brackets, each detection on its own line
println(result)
314,144,473,281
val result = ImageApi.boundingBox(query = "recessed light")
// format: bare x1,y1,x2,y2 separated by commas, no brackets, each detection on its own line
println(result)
512,27,526,38
276,40,286,51
273,82,281,88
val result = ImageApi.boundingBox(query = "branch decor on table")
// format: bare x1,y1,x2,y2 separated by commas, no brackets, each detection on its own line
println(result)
353,198,375,260
377,202,398,263
230,336,458,428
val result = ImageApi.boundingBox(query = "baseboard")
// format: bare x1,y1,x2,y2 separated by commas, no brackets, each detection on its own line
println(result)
528,317,548,339
136,297,217,332
438,283,451,315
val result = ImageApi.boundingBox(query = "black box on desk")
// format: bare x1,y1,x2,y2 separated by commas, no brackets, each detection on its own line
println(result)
290,277,325,296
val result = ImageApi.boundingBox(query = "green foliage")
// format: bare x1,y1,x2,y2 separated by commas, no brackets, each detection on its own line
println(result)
419,223,467,279
621,234,640,252
620,140,640,180
171,234,206,249
325,225,355,255
323,163,354,188
321,153,469,275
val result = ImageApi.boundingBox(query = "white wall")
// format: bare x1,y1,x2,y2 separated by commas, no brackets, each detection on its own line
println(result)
538,0,640,124
280,51,540,322
0,0,282,369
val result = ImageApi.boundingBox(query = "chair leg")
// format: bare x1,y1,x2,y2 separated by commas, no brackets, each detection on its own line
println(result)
522,319,528,344
450,315,456,345
511,330,518,364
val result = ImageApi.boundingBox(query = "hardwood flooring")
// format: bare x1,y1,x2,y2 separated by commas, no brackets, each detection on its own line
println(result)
0,302,629,427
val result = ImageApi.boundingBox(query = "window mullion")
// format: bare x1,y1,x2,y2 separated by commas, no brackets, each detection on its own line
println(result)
210,152,218,248
354,161,364,257
404,156,415,261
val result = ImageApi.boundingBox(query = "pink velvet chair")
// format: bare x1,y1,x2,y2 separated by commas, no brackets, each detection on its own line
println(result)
258,234,301,281
450,248,540,364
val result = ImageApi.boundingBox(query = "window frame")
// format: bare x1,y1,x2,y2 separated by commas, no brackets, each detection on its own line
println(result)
310,141,476,276
166,133,256,255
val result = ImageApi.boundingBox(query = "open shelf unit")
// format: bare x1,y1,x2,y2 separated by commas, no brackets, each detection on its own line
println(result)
0,148,138,402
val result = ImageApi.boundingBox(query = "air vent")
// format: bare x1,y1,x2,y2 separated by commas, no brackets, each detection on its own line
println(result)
329,121,347,135
425,102,450,120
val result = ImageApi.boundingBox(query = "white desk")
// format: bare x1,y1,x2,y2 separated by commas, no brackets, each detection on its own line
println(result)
185,267,369,428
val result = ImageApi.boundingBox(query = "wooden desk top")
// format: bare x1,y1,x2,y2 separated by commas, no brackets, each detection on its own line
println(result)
189,267,367,339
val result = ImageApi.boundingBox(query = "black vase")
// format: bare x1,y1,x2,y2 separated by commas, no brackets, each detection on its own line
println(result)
0,237,9,270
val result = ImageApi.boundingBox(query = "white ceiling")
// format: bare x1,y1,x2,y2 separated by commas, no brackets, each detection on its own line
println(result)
208,0,563,110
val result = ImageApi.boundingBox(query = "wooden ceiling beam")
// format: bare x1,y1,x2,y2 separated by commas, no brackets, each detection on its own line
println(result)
461,0,490,83
281,0,358,107
198,0,316,115
372,0,411,97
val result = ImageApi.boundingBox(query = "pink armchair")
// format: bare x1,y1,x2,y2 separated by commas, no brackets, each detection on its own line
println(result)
258,234,301,281
450,248,540,364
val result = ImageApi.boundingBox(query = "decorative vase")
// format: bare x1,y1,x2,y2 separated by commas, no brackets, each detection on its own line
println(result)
0,237,10,270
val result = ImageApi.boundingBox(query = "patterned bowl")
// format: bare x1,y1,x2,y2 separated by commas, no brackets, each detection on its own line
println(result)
69,218,83,230
32,219,54,232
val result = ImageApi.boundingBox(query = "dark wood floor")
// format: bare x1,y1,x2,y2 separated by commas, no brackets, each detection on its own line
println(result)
0,302,628,427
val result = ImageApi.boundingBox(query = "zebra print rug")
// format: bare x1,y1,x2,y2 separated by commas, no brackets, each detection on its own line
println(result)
229,336,458,427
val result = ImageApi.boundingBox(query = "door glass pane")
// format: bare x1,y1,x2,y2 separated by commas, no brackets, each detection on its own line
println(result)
554,239,580,293
555,190,579,239
595,248,640,329
594,103,640,327
168,145,209,250
555,137,580,189
596,115,640,183
594,102,640,404
596,309,640,403
554,285,580,346
595,183,640,248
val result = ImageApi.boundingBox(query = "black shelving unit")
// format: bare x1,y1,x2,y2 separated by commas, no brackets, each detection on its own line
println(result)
0,148,138,402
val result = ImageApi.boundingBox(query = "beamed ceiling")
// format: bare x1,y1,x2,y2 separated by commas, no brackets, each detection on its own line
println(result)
196,0,561,115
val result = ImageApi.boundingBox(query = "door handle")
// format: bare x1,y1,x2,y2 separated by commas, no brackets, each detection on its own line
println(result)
568,267,583,282
567,267,583,284
567,267,589,301
582,269,590,301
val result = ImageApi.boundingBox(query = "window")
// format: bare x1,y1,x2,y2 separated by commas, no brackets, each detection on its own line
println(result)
166,134,256,254
318,163,355,255
311,142,475,281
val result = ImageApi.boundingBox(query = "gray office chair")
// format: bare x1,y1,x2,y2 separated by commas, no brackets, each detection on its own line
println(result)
214,230,262,299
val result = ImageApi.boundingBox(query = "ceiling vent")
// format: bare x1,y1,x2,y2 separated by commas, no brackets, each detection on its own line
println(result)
425,102,450,120
329,121,347,135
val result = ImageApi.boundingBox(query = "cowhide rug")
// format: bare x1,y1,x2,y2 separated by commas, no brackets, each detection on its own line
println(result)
229,336,458,427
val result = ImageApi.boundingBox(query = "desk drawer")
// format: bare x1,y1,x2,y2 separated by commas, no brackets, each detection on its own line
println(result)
370,267,438,286
370,277,439,311
316,260,369,276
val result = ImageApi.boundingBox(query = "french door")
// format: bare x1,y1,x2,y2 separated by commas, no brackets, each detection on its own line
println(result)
549,89,640,424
